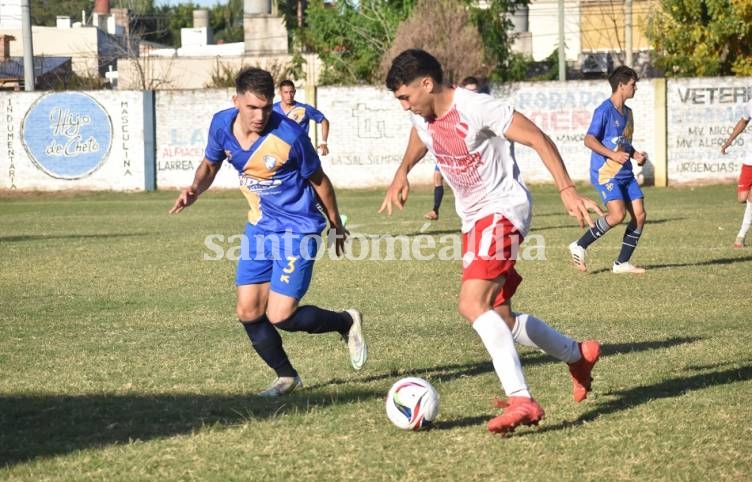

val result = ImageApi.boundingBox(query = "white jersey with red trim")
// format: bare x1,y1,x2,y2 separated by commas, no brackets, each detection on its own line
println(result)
410,88,533,235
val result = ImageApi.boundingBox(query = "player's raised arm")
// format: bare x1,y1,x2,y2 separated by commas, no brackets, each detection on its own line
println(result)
504,111,602,228
169,158,222,214
379,127,428,215
722,117,751,155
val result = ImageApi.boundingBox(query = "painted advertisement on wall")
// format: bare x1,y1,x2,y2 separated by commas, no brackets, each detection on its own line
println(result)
667,79,750,184
155,88,311,191
317,86,434,188
495,80,657,183
1,91,146,190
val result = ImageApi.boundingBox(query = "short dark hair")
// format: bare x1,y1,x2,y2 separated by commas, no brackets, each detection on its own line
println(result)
386,49,443,92
279,79,295,89
460,76,479,87
235,67,274,100
608,66,638,92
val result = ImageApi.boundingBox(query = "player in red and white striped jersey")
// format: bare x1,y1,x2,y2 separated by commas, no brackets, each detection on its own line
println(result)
380,49,603,435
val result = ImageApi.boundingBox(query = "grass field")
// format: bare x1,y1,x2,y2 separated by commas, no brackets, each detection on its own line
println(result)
1,184,751,481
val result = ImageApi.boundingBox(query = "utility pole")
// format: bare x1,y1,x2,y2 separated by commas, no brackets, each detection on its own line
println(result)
21,0,35,91
558,0,566,81
625,0,633,66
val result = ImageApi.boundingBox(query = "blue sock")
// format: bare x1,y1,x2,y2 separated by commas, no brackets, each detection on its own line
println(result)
241,315,297,378
275,305,352,336
577,215,613,249
616,223,642,264
433,185,444,213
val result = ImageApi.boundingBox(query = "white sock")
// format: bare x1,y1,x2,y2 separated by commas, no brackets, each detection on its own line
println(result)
512,313,581,364
738,200,752,239
472,310,530,398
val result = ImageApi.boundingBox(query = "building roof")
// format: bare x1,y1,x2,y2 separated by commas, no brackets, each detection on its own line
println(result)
0,56,70,78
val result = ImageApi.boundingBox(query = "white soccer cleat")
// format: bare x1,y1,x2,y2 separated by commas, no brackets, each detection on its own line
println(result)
568,242,588,272
612,262,646,274
256,376,304,397
733,236,745,248
344,309,368,371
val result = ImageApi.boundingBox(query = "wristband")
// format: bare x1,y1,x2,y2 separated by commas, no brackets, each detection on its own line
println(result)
559,184,575,193
320,141,327,145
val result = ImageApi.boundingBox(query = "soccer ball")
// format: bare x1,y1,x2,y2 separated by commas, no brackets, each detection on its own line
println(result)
385,377,440,430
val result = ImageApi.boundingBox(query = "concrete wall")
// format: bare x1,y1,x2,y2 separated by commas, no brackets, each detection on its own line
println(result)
117,53,322,90
0,26,101,76
2,77,749,192
580,0,653,52
529,0,581,61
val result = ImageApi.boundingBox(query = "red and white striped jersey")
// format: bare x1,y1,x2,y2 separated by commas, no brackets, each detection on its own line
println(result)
410,88,533,235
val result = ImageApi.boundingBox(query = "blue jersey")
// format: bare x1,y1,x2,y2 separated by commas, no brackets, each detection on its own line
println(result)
587,99,636,185
272,101,326,135
204,108,326,234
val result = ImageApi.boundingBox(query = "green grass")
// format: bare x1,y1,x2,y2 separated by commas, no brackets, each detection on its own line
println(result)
1,184,751,481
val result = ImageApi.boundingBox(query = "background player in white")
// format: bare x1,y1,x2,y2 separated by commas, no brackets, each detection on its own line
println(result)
720,101,752,248
379,49,603,435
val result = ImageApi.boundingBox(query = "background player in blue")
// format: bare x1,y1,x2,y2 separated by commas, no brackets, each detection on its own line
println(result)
170,67,367,397
568,66,648,274
273,79,330,156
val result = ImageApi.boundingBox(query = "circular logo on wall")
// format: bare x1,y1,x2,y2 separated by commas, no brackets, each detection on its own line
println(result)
21,92,113,179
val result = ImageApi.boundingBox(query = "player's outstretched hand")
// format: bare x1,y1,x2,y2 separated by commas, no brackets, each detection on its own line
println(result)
169,188,198,214
378,171,410,216
634,151,648,167
329,217,349,257
560,187,603,228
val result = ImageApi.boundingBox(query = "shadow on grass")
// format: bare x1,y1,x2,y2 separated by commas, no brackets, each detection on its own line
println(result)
531,362,752,436
311,336,703,392
0,336,703,465
401,336,704,432
586,254,752,275
0,233,150,243
0,387,382,467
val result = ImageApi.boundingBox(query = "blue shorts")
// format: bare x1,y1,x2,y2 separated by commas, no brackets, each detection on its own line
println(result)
235,223,323,300
595,177,644,204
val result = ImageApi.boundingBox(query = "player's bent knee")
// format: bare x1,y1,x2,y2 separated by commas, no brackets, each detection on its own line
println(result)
237,307,264,321
266,307,297,324
457,300,486,323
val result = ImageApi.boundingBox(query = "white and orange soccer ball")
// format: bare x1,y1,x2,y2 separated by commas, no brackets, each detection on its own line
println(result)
385,377,440,430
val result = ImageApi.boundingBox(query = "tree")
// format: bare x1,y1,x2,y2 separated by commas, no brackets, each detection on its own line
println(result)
299,0,413,85
32,0,99,25
380,0,486,85
465,0,530,82
646,0,752,76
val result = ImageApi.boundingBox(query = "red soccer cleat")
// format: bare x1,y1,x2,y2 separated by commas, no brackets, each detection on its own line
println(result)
487,396,545,435
568,340,601,402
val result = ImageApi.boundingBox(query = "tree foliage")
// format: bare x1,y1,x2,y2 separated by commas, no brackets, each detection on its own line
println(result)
380,0,485,85
299,0,528,85
465,0,530,82
645,0,752,76
299,0,413,85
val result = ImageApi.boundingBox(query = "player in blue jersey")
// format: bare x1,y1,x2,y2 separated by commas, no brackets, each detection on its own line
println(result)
568,66,648,274
170,67,367,397
273,79,330,156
